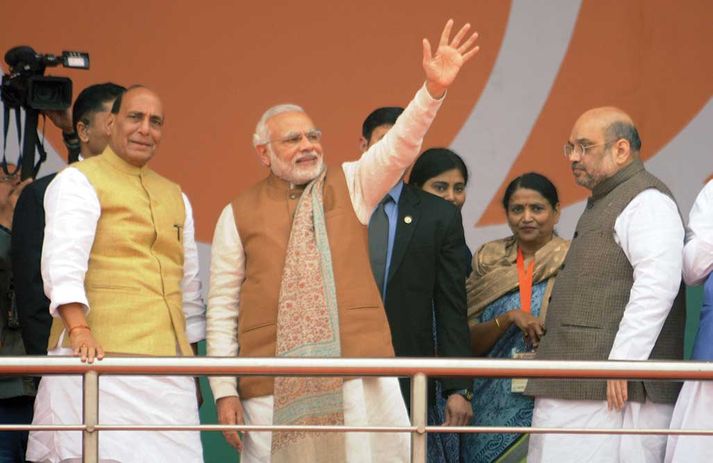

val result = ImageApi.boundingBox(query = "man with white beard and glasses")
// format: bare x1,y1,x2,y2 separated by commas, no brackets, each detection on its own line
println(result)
206,19,480,463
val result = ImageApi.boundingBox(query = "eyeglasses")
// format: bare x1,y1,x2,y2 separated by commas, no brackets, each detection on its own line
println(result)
563,141,611,159
267,129,322,146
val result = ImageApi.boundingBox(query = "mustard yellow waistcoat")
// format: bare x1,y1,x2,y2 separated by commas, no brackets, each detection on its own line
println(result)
47,148,192,356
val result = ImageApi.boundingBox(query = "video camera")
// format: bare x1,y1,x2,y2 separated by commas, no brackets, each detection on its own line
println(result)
1,46,89,110
1,46,89,179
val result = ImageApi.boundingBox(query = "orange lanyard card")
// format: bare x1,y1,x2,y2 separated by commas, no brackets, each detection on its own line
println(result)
517,247,535,314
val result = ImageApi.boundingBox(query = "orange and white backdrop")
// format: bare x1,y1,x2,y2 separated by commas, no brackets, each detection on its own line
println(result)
2,0,712,284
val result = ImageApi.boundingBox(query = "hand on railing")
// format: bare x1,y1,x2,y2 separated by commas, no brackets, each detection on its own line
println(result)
69,326,104,364
443,394,473,426
217,396,246,452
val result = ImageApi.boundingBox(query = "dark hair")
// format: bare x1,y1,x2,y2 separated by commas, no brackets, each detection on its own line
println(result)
110,84,146,115
361,106,404,141
502,172,559,210
605,120,642,154
409,147,469,187
72,82,125,132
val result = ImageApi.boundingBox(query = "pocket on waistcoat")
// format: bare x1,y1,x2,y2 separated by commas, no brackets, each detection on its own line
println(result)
87,284,141,294
240,320,275,334
344,305,379,310
559,322,601,330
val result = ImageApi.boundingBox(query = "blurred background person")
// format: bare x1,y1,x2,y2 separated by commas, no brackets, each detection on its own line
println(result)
665,179,713,462
0,164,32,463
462,173,568,462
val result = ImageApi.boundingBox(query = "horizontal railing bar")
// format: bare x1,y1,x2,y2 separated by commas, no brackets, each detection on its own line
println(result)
2,356,713,380
427,426,713,436
86,426,713,436
4,423,713,436
97,425,415,432
0,425,86,431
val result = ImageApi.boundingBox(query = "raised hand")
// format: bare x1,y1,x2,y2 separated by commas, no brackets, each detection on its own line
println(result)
423,19,480,99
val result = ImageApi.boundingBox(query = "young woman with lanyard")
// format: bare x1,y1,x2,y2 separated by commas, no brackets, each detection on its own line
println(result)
462,173,569,462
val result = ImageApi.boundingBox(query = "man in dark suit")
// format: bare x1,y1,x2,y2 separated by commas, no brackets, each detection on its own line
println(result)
362,107,472,428
11,82,124,357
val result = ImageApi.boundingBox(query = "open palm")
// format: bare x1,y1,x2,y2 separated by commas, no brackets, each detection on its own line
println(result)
423,19,480,98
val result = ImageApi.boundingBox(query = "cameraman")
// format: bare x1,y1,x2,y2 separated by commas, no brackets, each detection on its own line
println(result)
11,83,124,364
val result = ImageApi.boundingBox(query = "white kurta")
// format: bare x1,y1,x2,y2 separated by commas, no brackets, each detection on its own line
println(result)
207,84,443,462
27,168,206,463
528,188,684,463
665,180,713,463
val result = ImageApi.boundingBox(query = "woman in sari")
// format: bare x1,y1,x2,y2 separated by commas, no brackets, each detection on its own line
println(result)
462,172,569,462
409,147,470,463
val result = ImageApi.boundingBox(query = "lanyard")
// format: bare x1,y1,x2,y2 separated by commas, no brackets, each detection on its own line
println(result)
517,247,535,314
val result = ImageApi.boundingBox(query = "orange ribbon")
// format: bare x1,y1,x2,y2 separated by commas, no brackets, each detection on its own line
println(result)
517,247,535,314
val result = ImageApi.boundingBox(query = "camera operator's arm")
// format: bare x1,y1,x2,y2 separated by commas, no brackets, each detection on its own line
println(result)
44,109,80,163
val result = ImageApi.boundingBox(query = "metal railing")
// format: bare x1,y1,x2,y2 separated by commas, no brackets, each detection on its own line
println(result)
2,356,713,463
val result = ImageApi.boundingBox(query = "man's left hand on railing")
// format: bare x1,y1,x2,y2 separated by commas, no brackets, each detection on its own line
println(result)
443,393,473,426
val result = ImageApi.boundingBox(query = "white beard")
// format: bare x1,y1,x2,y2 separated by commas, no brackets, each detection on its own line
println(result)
268,145,324,185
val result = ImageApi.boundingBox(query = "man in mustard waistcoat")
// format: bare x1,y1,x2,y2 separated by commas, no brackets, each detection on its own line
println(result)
206,20,480,463
27,86,206,463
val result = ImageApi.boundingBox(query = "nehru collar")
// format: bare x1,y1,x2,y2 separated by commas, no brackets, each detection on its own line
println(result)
101,147,147,176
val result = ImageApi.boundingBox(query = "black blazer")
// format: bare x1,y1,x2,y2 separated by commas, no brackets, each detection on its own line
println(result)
380,184,471,409
11,174,55,356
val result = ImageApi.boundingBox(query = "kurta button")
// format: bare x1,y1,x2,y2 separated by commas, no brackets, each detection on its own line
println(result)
289,193,298,200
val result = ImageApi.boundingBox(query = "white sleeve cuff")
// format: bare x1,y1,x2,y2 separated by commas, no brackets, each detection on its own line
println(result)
48,289,90,318
209,377,239,401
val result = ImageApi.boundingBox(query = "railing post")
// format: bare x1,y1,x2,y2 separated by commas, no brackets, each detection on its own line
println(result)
83,370,99,463
410,372,427,463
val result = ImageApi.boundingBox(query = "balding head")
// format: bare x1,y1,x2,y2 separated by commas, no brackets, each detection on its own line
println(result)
107,86,164,167
566,107,641,190
574,107,641,154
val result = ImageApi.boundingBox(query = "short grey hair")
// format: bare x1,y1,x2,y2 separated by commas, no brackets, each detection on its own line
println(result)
252,103,305,148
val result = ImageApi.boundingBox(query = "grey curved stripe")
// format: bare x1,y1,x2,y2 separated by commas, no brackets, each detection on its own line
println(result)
645,98,713,218
451,0,582,246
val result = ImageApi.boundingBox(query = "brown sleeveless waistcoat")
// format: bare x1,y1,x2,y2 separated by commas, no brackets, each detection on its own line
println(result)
231,167,394,399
